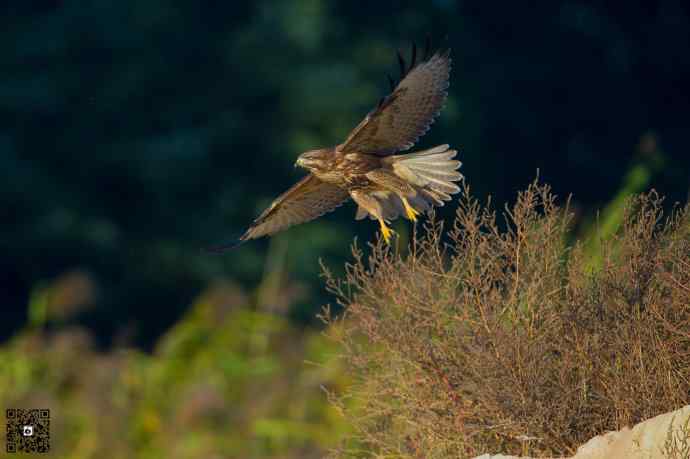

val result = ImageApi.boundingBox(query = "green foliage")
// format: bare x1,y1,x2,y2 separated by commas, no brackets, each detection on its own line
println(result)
580,148,668,271
0,282,349,458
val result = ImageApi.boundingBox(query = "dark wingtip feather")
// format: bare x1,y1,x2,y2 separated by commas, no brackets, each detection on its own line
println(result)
440,35,451,57
381,36,450,100
397,48,406,78
202,238,246,254
387,74,395,92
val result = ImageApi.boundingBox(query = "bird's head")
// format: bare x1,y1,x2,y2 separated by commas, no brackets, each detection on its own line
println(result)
295,148,333,172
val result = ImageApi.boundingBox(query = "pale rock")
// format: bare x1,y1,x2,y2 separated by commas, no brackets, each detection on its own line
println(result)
473,405,690,459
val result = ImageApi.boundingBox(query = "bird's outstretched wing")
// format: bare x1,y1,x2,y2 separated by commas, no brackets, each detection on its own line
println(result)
338,41,451,156
207,174,349,251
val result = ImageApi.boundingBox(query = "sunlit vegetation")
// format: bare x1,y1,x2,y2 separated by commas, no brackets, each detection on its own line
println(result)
1,282,349,458
323,182,690,457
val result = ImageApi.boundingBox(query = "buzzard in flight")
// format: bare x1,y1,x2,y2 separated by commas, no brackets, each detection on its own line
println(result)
211,40,462,251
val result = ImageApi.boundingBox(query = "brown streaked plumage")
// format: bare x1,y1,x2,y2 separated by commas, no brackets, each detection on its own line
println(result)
208,39,463,252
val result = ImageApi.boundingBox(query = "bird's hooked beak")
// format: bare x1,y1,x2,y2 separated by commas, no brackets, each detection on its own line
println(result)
295,149,328,170
294,156,312,170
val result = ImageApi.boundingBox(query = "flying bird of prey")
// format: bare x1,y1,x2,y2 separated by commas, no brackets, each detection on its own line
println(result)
210,39,462,251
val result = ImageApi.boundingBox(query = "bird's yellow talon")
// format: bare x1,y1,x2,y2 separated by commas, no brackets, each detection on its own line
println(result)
402,197,419,222
378,219,395,244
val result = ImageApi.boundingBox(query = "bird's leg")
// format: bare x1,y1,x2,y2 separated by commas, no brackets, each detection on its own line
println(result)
377,218,395,244
401,197,420,222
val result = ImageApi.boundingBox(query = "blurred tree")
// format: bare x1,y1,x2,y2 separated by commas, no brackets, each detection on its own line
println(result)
1,0,689,346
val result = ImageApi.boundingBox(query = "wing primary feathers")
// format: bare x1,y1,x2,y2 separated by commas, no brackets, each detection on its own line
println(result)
387,74,395,91
397,48,406,79
337,37,452,156
202,238,246,253
387,40,420,94
217,174,350,244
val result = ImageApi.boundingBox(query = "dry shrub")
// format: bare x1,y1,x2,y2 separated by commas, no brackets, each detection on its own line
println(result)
321,180,690,458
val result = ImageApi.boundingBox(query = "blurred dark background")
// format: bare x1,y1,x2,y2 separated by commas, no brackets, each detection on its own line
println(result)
2,0,689,348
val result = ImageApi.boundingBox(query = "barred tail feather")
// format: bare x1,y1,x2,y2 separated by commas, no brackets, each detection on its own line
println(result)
385,144,463,202
354,145,463,221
